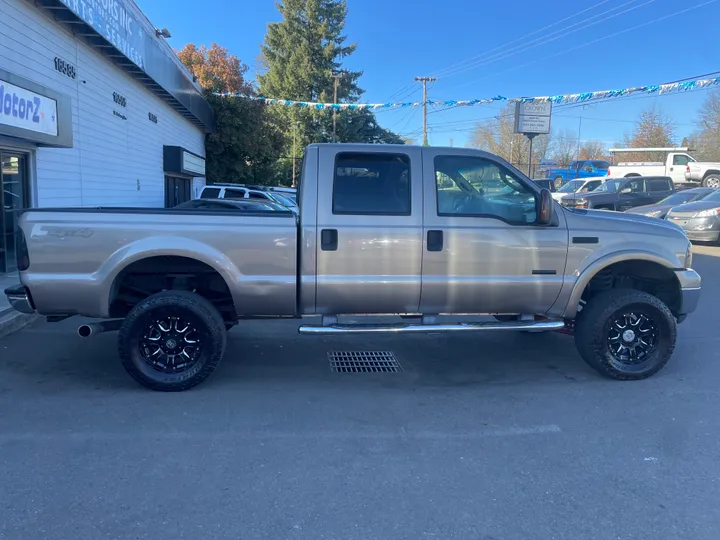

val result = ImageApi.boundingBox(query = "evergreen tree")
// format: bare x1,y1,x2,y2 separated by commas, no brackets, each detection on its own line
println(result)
258,0,403,160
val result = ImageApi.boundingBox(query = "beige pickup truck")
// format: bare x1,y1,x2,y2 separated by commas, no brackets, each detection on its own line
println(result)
5,144,701,391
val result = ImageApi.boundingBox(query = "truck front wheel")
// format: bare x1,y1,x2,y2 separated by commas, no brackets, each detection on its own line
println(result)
703,174,720,188
118,290,227,391
574,289,676,380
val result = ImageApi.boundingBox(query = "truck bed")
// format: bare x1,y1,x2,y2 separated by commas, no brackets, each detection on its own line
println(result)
17,207,299,318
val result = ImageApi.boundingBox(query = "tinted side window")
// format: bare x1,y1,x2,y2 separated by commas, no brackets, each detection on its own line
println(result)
224,189,246,199
201,187,220,199
647,178,671,192
248,191,267,200
583,180,602,192
625,179,645,193
434,155,537,225
332,153,411,215
673,155,691,166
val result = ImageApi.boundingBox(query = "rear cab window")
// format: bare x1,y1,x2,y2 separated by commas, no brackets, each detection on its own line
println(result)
223,188,246,199
332,153,411,215
201,187,220,199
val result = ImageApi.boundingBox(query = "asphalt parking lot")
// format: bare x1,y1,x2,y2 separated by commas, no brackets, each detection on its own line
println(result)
2,245,720,540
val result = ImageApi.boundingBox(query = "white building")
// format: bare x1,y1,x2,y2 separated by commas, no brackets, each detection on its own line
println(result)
0,0,213,275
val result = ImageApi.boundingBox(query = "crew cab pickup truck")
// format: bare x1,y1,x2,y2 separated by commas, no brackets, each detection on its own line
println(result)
684,161,720,188
607,152,696,185
560,176,675,211
548,160,610,189
5,144,701,391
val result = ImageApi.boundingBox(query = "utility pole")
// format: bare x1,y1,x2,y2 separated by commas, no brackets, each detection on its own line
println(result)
331,72,345,143
414,76,436,146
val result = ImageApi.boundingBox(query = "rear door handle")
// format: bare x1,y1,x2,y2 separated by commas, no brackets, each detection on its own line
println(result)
427,230,443,252
321,229,338,251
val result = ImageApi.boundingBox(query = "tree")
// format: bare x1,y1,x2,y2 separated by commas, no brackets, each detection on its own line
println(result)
548,129,578,167
177,43,285,185
258,0,403,157
621,105,676,162
685,90,720,161
470,104,550,175
579,140,606,160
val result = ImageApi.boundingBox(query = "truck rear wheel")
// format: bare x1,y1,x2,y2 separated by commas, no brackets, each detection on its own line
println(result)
553,176,564,189
118,290,227,391
574,289,676,380
703,174,720,188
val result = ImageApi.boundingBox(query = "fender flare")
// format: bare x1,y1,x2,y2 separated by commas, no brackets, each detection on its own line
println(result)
562,250,682,319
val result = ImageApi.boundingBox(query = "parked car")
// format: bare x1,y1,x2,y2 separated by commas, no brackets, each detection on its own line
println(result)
548,160,610,189
200,184,299,213
552,178,606,202
684,161,720,188
531,179,556,192
624,188,715,219
607,151,696,186
560,176,675,211
665,189,720,243
5,144,700,391
174,198,288,213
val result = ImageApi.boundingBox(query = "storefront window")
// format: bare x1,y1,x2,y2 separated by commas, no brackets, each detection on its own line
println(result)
1,153,29,274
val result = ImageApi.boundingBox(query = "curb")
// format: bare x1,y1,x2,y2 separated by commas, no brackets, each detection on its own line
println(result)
0,310,42,339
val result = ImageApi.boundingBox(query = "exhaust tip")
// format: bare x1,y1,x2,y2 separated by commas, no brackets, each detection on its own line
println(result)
77,325,92,338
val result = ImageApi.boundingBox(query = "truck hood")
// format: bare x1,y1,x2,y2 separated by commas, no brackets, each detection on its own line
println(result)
562,206,686,237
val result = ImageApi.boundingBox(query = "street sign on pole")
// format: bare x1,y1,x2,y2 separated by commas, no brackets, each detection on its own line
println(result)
514,102,552,135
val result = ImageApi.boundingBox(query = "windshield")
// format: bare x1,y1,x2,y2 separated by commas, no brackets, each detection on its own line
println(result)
703,190,720,202
591,160,611,170
269,193,295,207
558,180,585,193
592,179,624,193
660,191,710,205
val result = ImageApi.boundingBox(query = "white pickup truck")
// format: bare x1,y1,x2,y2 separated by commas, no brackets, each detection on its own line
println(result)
606,150,696,185
684,161,720,188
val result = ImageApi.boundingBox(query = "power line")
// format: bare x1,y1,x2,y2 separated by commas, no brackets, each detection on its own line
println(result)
433,0,657,81
454,0,718,90
428,0,616,78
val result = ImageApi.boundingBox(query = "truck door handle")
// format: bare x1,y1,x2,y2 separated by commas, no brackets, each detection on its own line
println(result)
321,229,338,251
427,230,443,252
670,167,674,172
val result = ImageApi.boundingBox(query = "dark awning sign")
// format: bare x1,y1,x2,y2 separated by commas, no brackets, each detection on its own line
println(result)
163,146,206,178
57,0,146,71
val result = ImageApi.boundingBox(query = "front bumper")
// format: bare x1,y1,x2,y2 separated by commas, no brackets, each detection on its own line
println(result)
669,216,720,242
4,285,35,314
675,269,701,320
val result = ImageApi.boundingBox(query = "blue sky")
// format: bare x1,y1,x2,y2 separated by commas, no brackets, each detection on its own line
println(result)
138,0,720,148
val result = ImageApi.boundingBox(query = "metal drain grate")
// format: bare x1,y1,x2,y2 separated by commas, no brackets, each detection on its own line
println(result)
328,351,402,373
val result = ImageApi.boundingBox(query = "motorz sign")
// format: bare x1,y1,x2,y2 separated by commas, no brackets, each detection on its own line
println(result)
0,79,58,136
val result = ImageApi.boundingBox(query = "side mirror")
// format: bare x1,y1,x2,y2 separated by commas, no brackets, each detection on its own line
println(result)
537,188,553,225
620,187,632,194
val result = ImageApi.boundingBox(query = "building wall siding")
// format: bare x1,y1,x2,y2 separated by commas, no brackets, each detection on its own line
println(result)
0,0,206,208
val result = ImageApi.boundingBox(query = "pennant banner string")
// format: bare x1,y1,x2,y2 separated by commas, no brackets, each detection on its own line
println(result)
215,76,720,111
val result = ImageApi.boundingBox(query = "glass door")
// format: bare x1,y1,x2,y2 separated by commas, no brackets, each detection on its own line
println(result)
1,153,29,274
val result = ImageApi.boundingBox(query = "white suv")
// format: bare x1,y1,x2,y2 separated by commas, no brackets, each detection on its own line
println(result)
200,184,298,213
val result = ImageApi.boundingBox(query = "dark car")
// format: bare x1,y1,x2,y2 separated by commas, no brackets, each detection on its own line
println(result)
173,198,287,212
560,176,675,211
624,187,715,219
531,178,557,192
665,189,720,243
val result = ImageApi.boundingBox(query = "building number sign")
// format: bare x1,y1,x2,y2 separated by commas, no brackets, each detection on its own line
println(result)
113,92,127,107
54,57,77,80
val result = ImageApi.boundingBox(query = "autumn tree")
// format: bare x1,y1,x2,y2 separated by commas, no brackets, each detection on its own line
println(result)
621,105,676,162
685,90,720,160
177,43,285,185
548,129,578,167
258,0,403,163
579,140,606,160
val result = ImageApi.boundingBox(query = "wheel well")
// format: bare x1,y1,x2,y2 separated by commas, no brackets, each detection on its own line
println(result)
703,170,720,179
109,256,235,321
580,260,681,316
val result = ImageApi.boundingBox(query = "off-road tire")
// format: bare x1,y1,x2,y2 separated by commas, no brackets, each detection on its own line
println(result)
575,288,676,380
118,290,227,391
702,174,720,189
